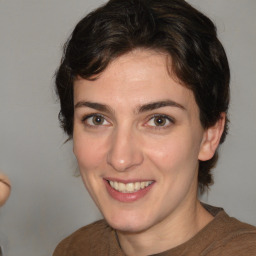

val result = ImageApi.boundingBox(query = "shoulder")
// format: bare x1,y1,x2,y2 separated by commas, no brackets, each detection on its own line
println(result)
202,211,256,256
53,219,121,256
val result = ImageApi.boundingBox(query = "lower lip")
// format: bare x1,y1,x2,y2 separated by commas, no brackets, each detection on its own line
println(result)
104,179,155,203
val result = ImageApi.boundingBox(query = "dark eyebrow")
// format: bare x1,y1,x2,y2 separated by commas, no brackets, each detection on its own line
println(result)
74,101,112,113
137,100,185,113
74,100,185,114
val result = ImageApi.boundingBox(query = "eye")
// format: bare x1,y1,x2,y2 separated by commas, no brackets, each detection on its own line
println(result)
146,115,174,128
82,114,110,127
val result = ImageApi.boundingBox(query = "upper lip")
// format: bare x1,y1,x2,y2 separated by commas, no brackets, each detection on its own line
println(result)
104,177,155,184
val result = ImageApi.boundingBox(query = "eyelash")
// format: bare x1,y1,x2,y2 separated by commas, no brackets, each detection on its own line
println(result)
81,114,111,127
81,114,175,129
146,114,175,129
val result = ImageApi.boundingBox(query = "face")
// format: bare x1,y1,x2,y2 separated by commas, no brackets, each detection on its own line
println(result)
73,50,208,233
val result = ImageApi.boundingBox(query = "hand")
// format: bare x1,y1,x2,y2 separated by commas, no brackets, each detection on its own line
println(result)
0,172,11,206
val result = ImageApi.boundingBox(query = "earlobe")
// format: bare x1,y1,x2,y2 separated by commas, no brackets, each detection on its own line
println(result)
198,113,226,161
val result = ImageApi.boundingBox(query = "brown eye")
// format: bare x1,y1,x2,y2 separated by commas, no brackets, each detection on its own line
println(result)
146,115,174,128
83,114,110,127
154,116,167,126
92,115,104,125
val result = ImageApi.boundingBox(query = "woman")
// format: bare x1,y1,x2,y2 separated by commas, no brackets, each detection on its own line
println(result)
53,0,256,255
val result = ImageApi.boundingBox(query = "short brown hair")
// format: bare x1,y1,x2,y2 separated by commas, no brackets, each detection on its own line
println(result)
55,0,230,192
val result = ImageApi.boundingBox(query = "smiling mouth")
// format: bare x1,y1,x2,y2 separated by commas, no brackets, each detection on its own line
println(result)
107,180,154,193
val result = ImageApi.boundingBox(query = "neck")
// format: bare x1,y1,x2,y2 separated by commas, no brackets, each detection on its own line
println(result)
117,200,213,256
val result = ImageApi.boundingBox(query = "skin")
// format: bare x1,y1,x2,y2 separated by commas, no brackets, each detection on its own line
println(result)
0,172,11,207
73,49,225,255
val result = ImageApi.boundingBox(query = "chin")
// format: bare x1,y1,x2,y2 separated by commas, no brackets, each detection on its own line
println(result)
110,221,150,234
104,210,153,233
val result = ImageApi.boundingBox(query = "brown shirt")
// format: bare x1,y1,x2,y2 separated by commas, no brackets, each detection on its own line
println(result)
53,205,256,256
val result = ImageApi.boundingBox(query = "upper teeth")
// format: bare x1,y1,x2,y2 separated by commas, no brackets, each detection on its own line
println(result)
109,181,153,193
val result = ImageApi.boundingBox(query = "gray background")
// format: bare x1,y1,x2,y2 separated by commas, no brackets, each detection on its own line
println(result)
0,0,255,255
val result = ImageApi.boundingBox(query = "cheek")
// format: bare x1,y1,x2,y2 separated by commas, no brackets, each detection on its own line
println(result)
144,133,201,174
73,133,108,203
73,132,107,171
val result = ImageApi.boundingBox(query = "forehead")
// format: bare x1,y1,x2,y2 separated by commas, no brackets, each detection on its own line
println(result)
74,49,198,113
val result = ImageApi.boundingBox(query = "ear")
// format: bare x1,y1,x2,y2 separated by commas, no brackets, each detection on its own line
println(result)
198,113,226,161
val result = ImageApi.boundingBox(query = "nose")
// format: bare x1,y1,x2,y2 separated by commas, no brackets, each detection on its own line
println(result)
107,126,143,172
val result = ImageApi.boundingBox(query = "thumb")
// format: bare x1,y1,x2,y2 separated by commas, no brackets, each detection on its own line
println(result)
0,172,11,207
